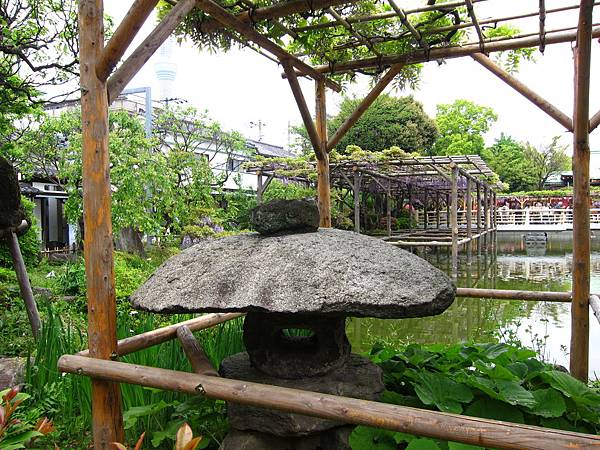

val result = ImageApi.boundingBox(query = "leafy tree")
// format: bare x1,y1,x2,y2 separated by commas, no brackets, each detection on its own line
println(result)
0,1,79,157
487,134,536,192
153,106,250,189
432,99,497,157
523,136,571,190
293,94,438,154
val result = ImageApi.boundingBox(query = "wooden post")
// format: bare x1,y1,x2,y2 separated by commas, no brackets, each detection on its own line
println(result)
353,171,361,233
451,166,459,280
466,178,473,240
257,171,263,204
408,185,413,232
79,1,124,447
446,193,450,230
570,0,594,381
386,182,392,237
315,79,331,227
436,192,440,230
484,186,490,233
423,189,428,230
476,182,482,233
7,231,41,338
177,326,219,377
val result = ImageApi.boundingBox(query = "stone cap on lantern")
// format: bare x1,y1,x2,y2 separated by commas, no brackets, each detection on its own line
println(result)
131,200,455,319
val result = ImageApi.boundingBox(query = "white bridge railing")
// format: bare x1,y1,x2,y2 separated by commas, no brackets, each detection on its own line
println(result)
416,209,600,231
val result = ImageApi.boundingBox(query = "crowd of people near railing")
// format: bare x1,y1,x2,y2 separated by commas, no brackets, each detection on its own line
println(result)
497,197,574,210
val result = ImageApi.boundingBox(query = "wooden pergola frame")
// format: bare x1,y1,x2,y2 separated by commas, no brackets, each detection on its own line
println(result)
248,154,498,278
67,1,598,448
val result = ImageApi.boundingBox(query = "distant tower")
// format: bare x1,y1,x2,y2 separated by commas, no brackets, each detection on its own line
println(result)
154,37,178,101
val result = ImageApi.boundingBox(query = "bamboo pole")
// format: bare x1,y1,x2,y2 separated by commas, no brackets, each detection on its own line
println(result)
107,0,197,103
58,355,600,450
95,0,159,81
194,0,340,91
589,295,600,325
590,109,600,132
353,171,361,233
199,0,349,34
471,53,573,131
451,166,459,279
177,326,219,377
78,1,124,446
326,63,405,151
570,0,594,381
456,288,571,302
6,231,41,339
78,313,243,358
315,78,332,227
423,189,428,230
484,186,490,233
307,27,600,75
446,193,450,230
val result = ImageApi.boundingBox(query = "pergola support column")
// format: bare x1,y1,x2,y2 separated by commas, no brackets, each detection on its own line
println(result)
353,171,361,233
451,165,459,280
570,0,594,381
386,182,392,237
315,79,331,227
79,1,124,447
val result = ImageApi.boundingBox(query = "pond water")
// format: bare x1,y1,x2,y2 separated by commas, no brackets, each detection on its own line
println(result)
347,232,600,379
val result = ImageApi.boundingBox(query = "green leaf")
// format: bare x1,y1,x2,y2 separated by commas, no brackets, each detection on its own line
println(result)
465,398,525,424
506,362,528,378
123,400,170,429
541,371,600,406
349,426,397,450
406,438,442,449
494,379,536,408
529,388,567,418
448,442,484,450
411,372,473,414
0,430,43,449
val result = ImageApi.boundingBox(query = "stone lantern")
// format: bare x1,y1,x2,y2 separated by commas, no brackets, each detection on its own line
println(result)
132,200,455,450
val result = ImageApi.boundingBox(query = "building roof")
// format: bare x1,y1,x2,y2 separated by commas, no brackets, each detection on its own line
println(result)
247,139,295,158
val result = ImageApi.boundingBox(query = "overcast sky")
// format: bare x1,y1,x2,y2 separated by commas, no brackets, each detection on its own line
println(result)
104,1,600,168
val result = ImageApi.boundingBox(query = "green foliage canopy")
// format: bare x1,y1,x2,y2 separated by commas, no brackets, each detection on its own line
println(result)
487,134,536,192
324,94,438,154
523,136,570,190
432,99,497,157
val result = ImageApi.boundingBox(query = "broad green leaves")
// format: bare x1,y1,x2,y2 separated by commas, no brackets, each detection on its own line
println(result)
350,342,600,450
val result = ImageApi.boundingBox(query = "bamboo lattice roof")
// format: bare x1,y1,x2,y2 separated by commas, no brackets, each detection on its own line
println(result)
246,154,498,195
162,0,600,87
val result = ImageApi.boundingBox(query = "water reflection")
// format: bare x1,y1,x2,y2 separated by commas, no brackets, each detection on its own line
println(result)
347,232,600,378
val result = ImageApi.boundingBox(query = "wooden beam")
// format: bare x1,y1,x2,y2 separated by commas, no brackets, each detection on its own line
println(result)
386,182,392,237
457,288,571,302
471,53,573,131
58,355,600,450
78,313,243,358
79,0,125,447
539,0,547,53
590,108,600,131
309,26,600,75
198,0,349,34
327,63,405,151
464,0,485,51
107,0,197,103
281,59,323,160
315,79,331,227
570,0,594,382
7,231,41,338
177,326,219,377
96,0,159,81
195,0,340,92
